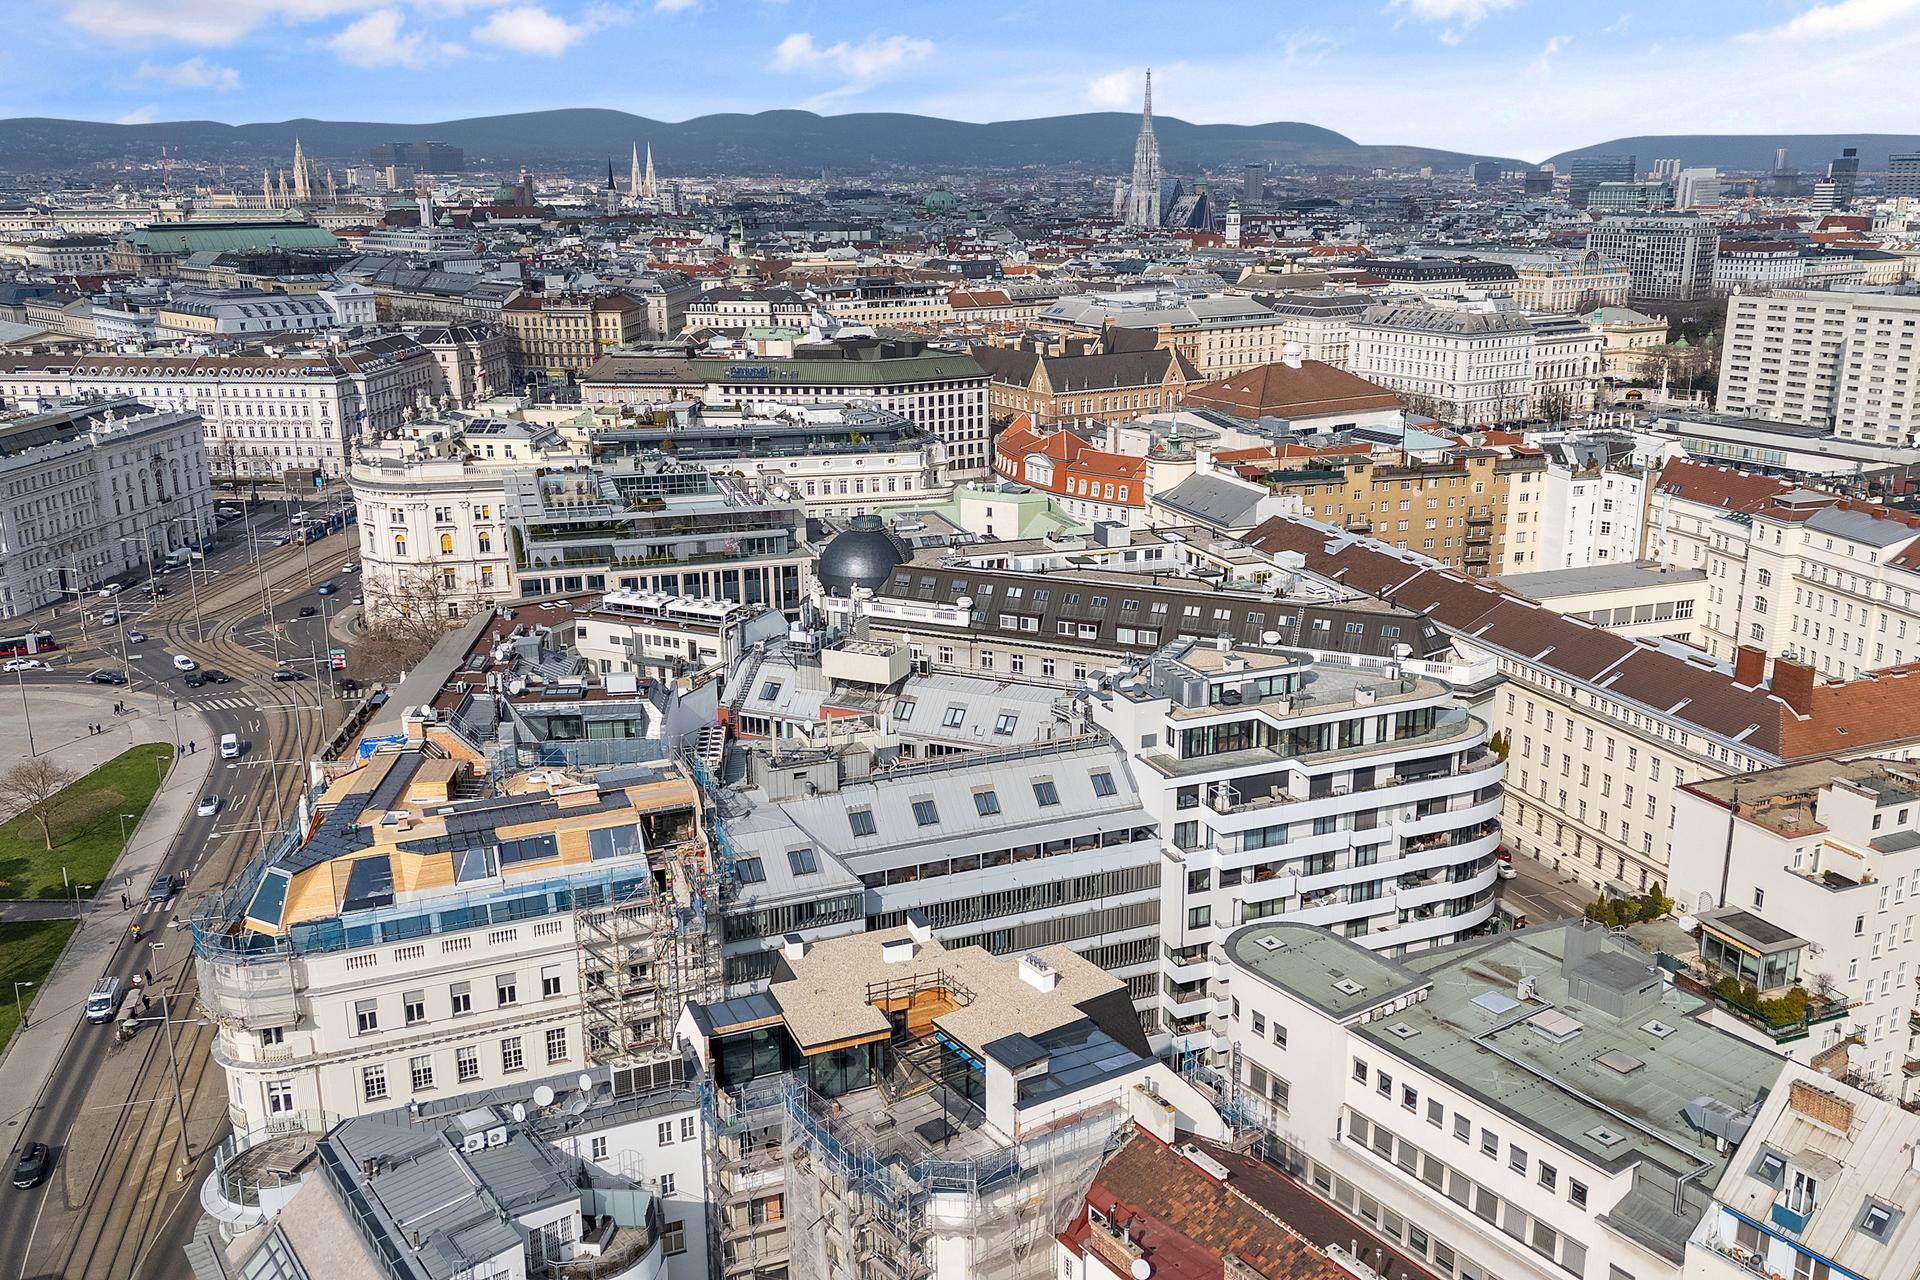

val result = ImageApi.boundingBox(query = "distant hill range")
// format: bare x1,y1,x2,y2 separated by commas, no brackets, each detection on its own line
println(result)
1548,134,1920,174
0,108,1520,175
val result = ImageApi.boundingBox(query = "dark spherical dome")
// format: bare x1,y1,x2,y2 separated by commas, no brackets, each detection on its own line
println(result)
817,516,907,596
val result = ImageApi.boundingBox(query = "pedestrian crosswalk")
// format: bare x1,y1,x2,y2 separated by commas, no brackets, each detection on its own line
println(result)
195,695,255,711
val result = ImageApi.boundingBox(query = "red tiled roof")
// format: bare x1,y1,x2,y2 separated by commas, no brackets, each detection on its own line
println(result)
1185,360,1399,420
1059,1131,1348,1280
1651,459,1795,513
1254,515,1920,760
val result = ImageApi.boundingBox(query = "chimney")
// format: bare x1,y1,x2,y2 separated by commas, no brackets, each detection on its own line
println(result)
1018,953,1060,992
1787,1079,1854,1134
1771,655,1815,715
1733,645,1767,688
781,934,807,962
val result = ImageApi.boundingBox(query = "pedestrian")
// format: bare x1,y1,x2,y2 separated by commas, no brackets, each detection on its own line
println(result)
119,893,128,910
142,967,151,986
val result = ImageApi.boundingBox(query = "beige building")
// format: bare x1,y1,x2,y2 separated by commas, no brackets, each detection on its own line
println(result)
1583,307,1668,380
1498,560,1706,646
499,291,648,380
1035,290,1288,376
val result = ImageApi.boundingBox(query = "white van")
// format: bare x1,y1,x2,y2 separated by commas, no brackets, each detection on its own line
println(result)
85,976,123,1024
220,733,240,760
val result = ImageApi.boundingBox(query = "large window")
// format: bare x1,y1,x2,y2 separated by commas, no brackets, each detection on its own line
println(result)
807,1042,875,1099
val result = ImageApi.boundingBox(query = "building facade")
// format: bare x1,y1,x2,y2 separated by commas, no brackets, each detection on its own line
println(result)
1585,215,1719,302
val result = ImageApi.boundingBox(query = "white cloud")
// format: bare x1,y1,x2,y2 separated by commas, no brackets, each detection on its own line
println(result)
1600,12,1631,35
136,56,241,90
328,8,432,66
61,0,505,46
1743,0,1920,40
653,0,700,11
770,31,932,80
1084,68,1137,109
1388,0,1521,26
1530,33,1570,74
115,104,156,124
471,4,585,54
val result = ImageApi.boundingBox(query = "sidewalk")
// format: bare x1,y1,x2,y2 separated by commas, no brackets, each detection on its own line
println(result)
0,683,214,1150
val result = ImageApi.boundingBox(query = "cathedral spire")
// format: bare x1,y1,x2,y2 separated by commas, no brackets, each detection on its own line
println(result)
1126,69,1162,229
629,143,643,197
643,142,657,201
1142,68,1153,133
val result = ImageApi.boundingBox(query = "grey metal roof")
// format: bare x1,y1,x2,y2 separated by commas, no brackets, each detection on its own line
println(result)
1152,472,1269,530
1804,504,1918,548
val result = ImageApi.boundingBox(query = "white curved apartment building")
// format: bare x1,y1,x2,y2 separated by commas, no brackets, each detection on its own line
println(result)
1090,637,1503,1058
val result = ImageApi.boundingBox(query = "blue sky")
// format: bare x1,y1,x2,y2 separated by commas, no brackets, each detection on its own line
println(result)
4,0,1918,160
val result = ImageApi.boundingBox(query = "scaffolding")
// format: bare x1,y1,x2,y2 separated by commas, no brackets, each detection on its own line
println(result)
779,1076,1127,1280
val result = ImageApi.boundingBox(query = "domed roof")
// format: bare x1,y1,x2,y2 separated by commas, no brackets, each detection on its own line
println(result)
923,188,958,212
817,516,907,596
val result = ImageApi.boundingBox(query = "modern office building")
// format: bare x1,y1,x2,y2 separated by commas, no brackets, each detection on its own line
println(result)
581,338,992,476
1585,215,1719,302
1889,151,1920,200
1568,153,1637,206
1219,919,1786,1280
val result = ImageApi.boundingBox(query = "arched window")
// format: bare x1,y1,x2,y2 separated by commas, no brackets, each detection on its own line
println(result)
439,533,454,556
394,534,407,557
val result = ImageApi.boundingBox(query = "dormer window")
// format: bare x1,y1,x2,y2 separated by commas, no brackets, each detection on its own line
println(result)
1859,1202,1895,1241
1787,1169,1819,1216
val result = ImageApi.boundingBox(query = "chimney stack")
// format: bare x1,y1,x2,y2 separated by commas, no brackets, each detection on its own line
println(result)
1733,645,1767,688
1771,654,1816,715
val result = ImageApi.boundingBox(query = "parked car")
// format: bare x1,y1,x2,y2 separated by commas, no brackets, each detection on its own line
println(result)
11,1142,50,1189
342,562,360,574
196,795,220,817
87,670,127,686
171,654,196,671
3,658,43,673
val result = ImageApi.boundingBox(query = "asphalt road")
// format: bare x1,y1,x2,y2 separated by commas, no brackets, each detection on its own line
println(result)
0,508,361,1280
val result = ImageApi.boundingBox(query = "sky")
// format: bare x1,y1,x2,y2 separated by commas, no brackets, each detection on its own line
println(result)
4,0,1920,160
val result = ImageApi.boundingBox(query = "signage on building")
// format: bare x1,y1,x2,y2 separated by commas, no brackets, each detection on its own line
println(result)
725,366,774,380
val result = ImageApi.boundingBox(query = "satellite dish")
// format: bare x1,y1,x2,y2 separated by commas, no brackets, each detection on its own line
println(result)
577,1073,595,1094
533,1084,556,1108
511,1103,527,1122
1131,1260,1153,1280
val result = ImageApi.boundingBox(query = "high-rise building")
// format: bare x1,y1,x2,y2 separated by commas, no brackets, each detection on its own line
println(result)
1888,151,1920,199
1242,160,1266,208
1585,213,1719,301
1827,145,1860,203
1126,70,1162,228
1568,152,1635,206
1716,289,1920,443
366,140,465,173
1470,159,1501,186
1673,166,1722,208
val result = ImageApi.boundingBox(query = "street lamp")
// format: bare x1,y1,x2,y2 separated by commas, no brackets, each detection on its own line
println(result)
13,665,36,757
121,983,201,1162
119,811,137,849
13,980,33,1029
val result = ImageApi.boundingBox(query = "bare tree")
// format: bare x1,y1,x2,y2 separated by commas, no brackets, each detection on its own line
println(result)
4,758,78,852
357,567,462,678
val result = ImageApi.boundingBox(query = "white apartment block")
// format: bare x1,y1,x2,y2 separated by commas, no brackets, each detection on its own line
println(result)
1670,757,1920,1103
1537,453,1646,570
0,335,437,479
1527,316,1607,419
0,400,215,616
1349,299,1535,426
1219,920,1787,1280
1088,638,1505,1058
1716,290,1920,444
1585,215,1719,302
572,590,786,680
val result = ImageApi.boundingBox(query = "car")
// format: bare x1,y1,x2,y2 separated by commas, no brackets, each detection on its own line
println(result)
87,670,127,686
125,630,147,644
182,673,206,688
298,606,317,618
195,795,220,817
314,582,336,597
338,677,362,693
202,669,231,684
98,610,119,626
140,584,169,599
351,595,364,606
171,654,196,671
270,535,292,548
97,582,124,598
269,668,305,682
1496,863,1519,881
12,1142,50,1189
342,562,360,574
215,506,241,518
146,873,182,902
3,658,42,673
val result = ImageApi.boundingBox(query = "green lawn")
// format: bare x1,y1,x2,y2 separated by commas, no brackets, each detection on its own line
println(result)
0,743,174,900
0,919,79,1054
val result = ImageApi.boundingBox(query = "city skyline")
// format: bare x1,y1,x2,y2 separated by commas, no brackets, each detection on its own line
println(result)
4,0,1920,160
